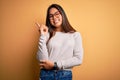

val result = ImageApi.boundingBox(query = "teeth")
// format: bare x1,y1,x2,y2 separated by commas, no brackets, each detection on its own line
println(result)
54,19,59,24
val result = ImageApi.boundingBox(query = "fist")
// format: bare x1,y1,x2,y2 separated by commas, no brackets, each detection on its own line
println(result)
40,60,54,70
35,22,48,35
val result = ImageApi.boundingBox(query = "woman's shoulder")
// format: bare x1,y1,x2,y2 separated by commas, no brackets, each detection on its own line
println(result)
71,32,81,38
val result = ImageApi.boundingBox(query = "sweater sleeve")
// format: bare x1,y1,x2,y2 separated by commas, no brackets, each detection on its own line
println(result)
57,32,83,69
36,33,49,62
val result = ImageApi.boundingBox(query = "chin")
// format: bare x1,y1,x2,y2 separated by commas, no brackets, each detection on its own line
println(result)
54,23,62,27
54,25,61,28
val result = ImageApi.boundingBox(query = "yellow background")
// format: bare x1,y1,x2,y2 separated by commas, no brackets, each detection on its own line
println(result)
0,0,120,80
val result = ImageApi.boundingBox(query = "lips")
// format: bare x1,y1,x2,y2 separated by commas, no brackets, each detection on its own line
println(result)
54,19,60,24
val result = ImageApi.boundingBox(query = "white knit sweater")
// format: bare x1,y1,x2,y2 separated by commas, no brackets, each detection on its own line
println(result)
37,32,83,70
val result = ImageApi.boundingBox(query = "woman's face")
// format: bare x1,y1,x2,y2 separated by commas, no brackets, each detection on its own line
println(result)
49,8,62,31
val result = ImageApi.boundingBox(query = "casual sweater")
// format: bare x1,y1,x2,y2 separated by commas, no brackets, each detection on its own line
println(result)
37,32,83,70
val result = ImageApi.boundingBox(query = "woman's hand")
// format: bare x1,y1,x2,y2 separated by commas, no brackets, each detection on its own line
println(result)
40,60,54,70
35,22,48,35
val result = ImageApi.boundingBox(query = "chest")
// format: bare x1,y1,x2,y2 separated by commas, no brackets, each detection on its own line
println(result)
47,34,75,49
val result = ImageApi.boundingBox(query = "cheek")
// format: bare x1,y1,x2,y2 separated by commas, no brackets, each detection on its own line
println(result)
49,19,52,23
60,16,62,21
50,20,54,25
60,16,63,23
60,17,63,24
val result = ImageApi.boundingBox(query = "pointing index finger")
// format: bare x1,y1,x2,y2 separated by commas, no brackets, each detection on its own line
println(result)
35,22,41,28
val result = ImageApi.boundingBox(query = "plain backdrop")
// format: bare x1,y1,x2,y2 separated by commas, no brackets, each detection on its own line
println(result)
0,0,120,80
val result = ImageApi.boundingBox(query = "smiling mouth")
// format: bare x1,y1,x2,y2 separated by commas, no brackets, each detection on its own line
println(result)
54,19,60,24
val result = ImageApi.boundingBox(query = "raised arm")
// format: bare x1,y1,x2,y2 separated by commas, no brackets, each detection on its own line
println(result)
36,23,49,61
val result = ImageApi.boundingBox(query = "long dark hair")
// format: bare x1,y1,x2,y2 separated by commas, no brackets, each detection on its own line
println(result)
46,4,76,39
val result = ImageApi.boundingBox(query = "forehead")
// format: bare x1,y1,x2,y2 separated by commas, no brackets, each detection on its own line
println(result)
49,8,59,14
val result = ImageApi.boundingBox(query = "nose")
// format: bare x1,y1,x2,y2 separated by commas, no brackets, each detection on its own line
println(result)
53,15,57,20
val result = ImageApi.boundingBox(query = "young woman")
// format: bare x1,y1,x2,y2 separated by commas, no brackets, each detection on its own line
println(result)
36,4,83,80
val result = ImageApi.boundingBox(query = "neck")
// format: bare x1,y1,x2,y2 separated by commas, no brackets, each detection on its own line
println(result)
54,26,63,32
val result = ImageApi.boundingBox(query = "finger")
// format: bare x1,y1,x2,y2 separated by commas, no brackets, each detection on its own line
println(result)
35,22,41,28
40,65,44,69
40,63,45,69
39,63,45,66
40,60,46,63
43,26,48,32
43,25,48,29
